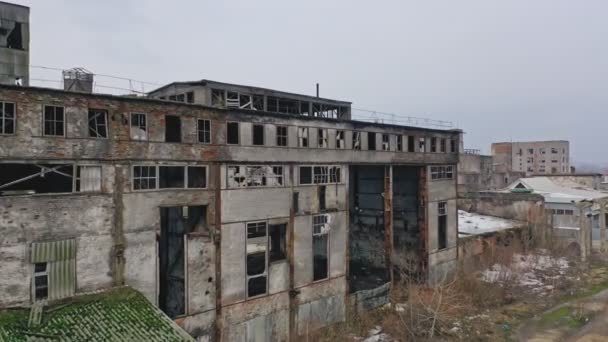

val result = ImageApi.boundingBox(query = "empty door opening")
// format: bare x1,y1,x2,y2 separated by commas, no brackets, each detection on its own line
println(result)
159,205,206,318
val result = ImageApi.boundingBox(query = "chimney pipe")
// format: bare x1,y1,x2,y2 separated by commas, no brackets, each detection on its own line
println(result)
316,83,319,97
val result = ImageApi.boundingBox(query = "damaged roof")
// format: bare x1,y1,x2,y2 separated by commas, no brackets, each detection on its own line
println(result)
0,287,194,342
147,79,352,104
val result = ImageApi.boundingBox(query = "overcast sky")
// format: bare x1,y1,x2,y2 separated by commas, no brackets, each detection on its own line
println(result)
13,0,608,165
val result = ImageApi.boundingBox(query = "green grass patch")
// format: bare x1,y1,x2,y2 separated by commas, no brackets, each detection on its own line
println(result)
540,306,587,329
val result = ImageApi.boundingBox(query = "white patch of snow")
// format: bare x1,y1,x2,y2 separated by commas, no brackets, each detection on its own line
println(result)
458,210,524,236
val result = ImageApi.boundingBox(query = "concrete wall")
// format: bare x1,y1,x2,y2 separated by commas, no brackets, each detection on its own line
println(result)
0,85,461,340
0,3,29,86
427,167,458,283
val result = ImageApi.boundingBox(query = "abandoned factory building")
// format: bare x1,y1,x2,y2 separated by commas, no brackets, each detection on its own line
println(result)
0,81,460,341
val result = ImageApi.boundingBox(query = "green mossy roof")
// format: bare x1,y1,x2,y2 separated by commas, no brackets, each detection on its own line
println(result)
0,287,194,342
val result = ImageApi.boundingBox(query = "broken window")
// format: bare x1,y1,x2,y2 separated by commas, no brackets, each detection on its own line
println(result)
551,148,558,154
396,135,403,152
528,148,534,154
88,109,108,138
298,127,308,147
408,136,415,152
76,165,102,192
450,138,456,153
430,166,454,180
278,98,298,114
269,223,287,262
175,94,185,102
0,101,15,134
227,165,284,188
130,113,147,140
440,138,446,153
299,166,341,185
0,163,74,196
33,262,48,301
226,91,240,108
313,215,329,281
186,92,194,104
239,94,252,109
165,115,181,143
381,134,389,151
197,119,211,144
43,105,65,136
276,126,288,146
336,130,345,149
267,96,278,112
253,124,265,146
300,101,310,115
252,95,264,111
187,166,207,188
367,132,376,150
318,128,328,148
419,137,426,152
30,239,76,302
226,122,239,144
430,137,437,153
438,202,447,250
159,166,185,189
353,131,361,150
247,222,268,297
4,21,23,50
133,166,157,190
211,89,226,107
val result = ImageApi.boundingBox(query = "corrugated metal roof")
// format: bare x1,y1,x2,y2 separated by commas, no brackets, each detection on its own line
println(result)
0,287,194,342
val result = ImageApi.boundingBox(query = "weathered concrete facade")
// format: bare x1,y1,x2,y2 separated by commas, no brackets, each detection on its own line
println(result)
0,84,460,340
0,2,29,86
492,140,570,176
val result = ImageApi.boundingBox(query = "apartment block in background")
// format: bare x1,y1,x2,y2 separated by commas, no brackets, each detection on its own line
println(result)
492,140,570,176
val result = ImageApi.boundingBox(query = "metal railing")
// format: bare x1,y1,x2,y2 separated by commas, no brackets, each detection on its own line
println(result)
351,107,454,129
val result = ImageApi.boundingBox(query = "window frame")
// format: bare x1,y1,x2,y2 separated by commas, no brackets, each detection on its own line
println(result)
430,165,454,180
129,112,148,141
0,101,16,135
32,262,49,302
318,128,328,148
246,221,269,298
87,108,109,139
197,119,211,144
227,165,284,188
312,214,330,282
132,165,207,191
396,135,403,152
299,165,342,185
42,105,66,137
276,125,288,147
352,131,361,150
336,130,345,149
297,127,309,148
381,133,390,151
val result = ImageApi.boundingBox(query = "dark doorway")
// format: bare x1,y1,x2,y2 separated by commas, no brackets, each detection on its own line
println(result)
159,206,205,318
165,115,181,142
348,165,388,292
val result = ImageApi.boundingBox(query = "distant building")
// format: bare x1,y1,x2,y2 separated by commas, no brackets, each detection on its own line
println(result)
0,1,29,86
457,148,524,193
507,176,608,259
492,140,570,176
